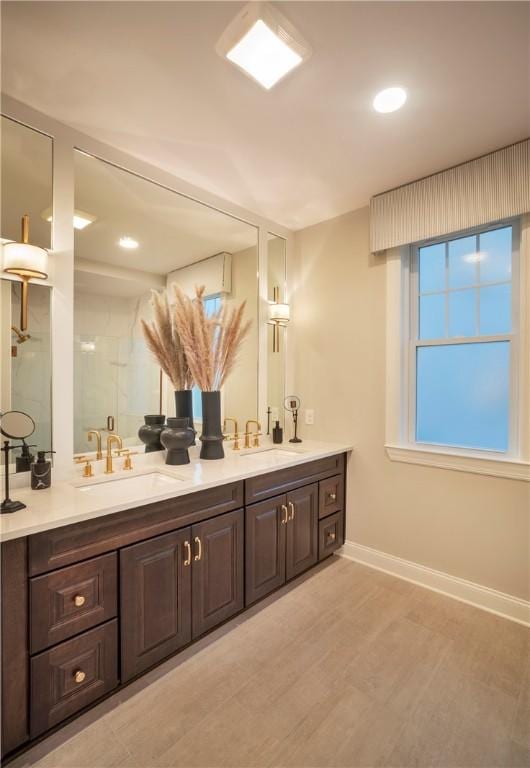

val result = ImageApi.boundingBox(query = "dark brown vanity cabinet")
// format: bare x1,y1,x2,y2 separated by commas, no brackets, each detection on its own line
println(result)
120,509,244,681
1,454,346,761
245,483,318,605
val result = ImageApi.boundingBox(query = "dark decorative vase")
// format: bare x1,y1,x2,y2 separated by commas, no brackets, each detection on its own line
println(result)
138,415,166,453
174,390,196,444
160,417,195,465
200,391,224,460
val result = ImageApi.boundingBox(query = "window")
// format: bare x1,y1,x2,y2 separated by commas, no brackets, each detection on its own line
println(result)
410,223,518,455
191,295,222,421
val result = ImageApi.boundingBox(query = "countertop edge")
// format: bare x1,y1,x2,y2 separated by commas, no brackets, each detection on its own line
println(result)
1,444,353,542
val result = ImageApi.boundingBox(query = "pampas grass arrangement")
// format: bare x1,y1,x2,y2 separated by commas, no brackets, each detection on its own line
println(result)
172,284,252,392
141,289,193,390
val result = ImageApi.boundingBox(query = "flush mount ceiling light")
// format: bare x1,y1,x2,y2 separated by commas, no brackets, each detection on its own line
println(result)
42,208,96,230
216,2,311,90
373,86,407,113
119,236,139,250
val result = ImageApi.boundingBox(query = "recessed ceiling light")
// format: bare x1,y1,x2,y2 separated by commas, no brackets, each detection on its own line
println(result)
373,87,407,114
217,2,311,90
42,208,96,230
119,236,139,250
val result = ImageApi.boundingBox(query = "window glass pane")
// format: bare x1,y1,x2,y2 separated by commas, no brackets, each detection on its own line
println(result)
448,289,476,337
479,227,512,284
479,284,511,335
416,341,510,452
419,293,445,339
448,235,477,288
419,243,445,293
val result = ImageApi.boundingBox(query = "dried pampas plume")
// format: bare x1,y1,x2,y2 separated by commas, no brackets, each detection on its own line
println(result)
141,289,193,390
173,284,252,392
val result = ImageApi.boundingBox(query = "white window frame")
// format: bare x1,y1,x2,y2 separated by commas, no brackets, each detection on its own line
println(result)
385,214,530,481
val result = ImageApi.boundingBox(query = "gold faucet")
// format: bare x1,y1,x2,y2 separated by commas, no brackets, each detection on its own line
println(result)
105,434,123,474
87,430,102,460
223,417,240,450
244,420,261,449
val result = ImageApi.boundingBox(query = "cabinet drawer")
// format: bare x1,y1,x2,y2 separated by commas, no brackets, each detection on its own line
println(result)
245,453,345,505
318,512,344,561
30,553,117,654
30,620,118,738
318,475,344,519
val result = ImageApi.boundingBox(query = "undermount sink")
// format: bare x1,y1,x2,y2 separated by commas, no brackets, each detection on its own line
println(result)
238,448,305,458
75,471,184,499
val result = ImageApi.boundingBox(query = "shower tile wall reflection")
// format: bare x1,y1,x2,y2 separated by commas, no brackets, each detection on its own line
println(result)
0,281,52,455
74,291,159,454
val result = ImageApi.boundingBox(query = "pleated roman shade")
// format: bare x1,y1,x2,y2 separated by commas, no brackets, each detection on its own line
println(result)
370,139,530,253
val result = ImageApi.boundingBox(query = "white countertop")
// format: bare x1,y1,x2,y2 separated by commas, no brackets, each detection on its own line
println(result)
0,440,352,541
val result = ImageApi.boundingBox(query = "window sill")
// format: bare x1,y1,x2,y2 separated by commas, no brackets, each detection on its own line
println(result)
385,444,530,482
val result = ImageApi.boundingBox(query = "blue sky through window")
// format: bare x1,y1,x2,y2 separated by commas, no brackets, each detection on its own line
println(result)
415,226,513,452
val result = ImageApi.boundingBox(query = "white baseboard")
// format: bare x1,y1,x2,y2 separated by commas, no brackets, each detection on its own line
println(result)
339,540,530,627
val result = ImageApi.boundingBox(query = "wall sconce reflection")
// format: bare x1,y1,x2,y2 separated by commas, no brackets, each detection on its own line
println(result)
268,286,290,353
2,215,48,332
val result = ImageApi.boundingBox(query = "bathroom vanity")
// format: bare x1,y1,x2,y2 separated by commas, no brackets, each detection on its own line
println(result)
0,444,349,760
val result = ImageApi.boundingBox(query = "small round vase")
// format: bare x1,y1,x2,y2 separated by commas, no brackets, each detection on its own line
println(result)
138,415,166,453
160,417,195,465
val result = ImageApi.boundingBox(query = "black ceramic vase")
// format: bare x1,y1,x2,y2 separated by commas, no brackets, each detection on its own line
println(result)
174,390,196,444
138,415,166,453
200,391,224,460
160,417,195,465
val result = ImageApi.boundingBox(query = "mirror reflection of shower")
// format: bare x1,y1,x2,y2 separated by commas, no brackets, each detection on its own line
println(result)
1,281,52,460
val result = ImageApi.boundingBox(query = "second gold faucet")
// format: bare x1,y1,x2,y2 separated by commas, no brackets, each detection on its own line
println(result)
105,434,123,474
244,420,261,449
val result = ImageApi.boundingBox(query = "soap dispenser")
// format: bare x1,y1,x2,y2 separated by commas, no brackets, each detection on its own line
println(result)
31,451,55,490
16,441,36,473
272,420,283,444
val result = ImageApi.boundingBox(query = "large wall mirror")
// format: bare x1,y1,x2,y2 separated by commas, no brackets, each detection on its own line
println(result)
0,116,53,470
73,150,259,454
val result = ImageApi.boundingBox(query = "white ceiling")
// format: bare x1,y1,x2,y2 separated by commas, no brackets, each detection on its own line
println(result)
2,1,529,230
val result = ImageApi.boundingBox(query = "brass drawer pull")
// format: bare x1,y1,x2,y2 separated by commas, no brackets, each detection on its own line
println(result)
327,531,336,543
74,669,86,684
73,595,86,608
281,505,288,525
184,540,191,566
328,491,337,502
288,502,295,521
194,536,202,561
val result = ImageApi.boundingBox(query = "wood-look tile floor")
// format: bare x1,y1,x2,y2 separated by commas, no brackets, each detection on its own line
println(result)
10,557,530,768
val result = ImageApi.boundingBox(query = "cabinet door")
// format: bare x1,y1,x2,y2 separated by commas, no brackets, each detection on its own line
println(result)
191,509,244,638
245,495,287,606
120,528,191,682
286,484,318,580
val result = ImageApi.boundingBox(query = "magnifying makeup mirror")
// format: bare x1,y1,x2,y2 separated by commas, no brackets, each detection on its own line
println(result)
1,410,35,513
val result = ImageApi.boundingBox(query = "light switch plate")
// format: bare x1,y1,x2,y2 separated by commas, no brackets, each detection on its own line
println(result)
305,409,314,425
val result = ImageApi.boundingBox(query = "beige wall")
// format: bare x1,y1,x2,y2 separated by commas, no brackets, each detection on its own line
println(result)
293,207,530,601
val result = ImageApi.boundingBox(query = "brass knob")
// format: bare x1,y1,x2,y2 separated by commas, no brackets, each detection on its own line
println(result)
74,670,86,684
329,492,337,502
74,594,85,607
328,531,336,542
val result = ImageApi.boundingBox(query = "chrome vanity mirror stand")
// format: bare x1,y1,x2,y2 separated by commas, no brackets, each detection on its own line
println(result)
1,409,35,513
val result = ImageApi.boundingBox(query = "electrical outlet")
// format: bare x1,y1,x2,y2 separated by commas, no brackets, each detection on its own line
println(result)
305,409,314,425
271,407,279,422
